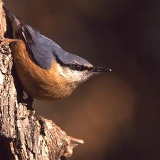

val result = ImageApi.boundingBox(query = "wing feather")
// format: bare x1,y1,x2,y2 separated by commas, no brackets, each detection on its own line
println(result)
21,24,56,69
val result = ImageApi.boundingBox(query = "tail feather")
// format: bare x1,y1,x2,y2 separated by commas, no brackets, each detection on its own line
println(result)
3,5,22,38
3,5,17,22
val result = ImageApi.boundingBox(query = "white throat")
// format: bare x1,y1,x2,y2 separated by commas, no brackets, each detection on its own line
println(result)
57,64,91,82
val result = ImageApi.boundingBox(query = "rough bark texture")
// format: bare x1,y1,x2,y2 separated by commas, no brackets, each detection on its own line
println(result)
0,1,83,160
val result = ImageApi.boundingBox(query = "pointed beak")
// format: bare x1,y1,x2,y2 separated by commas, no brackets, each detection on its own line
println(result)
91,67,112,73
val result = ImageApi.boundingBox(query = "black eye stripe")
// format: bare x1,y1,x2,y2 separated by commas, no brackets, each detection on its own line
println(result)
55,55,92,71
70,64,82,71
69,64,92,71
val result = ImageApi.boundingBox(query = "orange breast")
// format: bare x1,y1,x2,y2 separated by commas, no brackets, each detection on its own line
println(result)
12,40,74,101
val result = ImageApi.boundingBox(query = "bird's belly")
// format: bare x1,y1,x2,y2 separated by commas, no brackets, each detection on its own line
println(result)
12,40,73,101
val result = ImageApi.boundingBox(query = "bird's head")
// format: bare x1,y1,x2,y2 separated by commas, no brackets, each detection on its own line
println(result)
55,51,111,86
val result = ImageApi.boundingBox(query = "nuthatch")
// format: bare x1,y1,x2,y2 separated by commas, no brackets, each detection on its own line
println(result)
3,6,111,101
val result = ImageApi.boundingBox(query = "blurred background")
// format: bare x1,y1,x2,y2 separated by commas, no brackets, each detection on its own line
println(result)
4,0,160,159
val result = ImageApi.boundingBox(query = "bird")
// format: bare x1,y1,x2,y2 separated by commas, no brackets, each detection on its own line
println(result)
2,5,111,101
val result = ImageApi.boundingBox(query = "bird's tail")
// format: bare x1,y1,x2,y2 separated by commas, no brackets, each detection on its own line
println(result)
3,5,17,22
3,5,22,37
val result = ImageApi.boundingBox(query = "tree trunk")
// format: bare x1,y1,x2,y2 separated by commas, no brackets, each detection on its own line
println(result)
0,1,83,159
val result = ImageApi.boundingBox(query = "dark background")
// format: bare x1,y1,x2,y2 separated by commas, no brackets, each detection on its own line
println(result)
4,0,160,160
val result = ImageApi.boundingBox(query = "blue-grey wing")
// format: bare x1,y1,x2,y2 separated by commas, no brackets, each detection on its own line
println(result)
21,24,92,70
21,24,62,69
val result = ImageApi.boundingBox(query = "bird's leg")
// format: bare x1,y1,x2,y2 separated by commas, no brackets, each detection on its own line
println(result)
15,76,34,112
19,93,34,110
18,91,35,116
23,94,34,107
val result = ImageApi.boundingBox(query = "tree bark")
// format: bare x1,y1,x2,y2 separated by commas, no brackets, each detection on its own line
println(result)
0,1,83,160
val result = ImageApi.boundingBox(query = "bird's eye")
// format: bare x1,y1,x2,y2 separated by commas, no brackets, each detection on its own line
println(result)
75,64,81,71
70,64,82,71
